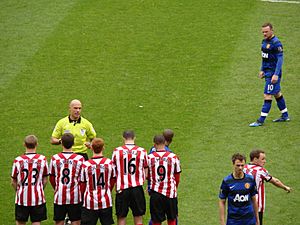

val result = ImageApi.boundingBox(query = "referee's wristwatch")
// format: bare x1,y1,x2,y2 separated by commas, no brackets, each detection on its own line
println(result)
58,139,62,144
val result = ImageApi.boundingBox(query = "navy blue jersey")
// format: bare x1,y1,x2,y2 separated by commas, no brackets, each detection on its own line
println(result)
261,35,283,78
219,173,257,225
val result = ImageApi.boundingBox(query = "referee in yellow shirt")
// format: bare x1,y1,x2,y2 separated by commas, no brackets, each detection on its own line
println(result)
51,99,96,160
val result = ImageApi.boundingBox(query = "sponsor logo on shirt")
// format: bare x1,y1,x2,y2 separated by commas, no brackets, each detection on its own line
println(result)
233,194,249,202
262,52,269,58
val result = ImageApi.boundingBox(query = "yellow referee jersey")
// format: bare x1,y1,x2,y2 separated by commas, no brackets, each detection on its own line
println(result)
51,116,96,154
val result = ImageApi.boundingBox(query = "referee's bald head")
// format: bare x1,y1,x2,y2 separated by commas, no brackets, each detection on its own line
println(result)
69,99,82,107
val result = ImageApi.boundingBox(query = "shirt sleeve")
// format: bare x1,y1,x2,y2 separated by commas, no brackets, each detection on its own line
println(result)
51,120,63,139
261,168,272,182
174,156,181,174
86,121,96,140
219,180,228,199
11,160,18,178
274,42,283,75
112,163,116,178
49,158,55,176
250,180,258,196
43,157,49,176
80,165,86,183
143,151,149,168
78,158,84,182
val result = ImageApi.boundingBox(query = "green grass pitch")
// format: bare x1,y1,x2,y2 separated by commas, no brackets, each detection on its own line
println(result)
1,0,299,224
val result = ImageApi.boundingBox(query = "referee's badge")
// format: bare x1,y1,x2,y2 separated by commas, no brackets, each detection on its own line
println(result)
244,183,250,189
80,129,86,136
266,44,270,49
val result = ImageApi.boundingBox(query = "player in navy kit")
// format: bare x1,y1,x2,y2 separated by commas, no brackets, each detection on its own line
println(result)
219,153,259,225
250,23,290,127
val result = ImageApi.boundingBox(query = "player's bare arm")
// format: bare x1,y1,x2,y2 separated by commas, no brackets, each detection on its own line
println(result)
218,199,226,225
42,177,48,189
11,178,17,191
270,177,291,193
50,137,61,145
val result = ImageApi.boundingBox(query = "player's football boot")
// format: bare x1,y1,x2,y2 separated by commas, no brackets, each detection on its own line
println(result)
64,217,71,225
249,121,263,127
272,116,290,122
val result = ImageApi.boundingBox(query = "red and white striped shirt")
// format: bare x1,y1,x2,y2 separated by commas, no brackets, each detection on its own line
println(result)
112,144,148,191
11,153,48,206
148,151,181,198
244,164,272,212
49,152,84,205
81,157,115,210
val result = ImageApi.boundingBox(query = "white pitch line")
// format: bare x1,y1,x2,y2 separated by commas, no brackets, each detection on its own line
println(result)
261,0,300,3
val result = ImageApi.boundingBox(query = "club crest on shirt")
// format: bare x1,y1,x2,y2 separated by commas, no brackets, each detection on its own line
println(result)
244,183,250,189
80,129,86,136
266,44,270,49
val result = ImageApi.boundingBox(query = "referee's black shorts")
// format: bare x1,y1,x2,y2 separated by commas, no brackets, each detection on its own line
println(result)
150,191,178,223
115,186,146,217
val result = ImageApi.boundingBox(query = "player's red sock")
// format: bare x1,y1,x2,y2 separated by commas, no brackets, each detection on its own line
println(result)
167,219,176,225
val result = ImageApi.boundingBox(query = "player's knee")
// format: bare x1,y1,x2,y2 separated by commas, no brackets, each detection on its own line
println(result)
274,92,282,99
263,94,272,100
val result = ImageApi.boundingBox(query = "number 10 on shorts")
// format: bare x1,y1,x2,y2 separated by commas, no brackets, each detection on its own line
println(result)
267,84,273,92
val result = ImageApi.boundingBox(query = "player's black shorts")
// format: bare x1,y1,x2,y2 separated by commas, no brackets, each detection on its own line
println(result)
150,191,178,223
15,203,47,222
53,203,81,221
81,206,114,225
115,186,146,217
76,152,89,160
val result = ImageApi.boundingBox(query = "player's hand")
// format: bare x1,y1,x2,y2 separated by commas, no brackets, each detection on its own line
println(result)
284,186,291,193
85,142,91,149
259,71,265,79
271,74,278,84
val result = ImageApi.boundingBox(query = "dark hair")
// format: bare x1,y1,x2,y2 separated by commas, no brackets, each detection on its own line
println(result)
24,135,38,149
153,135,165,145
91,138,104,154
250,149,265,161
163,129,174,144
61,133,74,149
262,22,273,30
231,153,246,164
123,130,135,140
